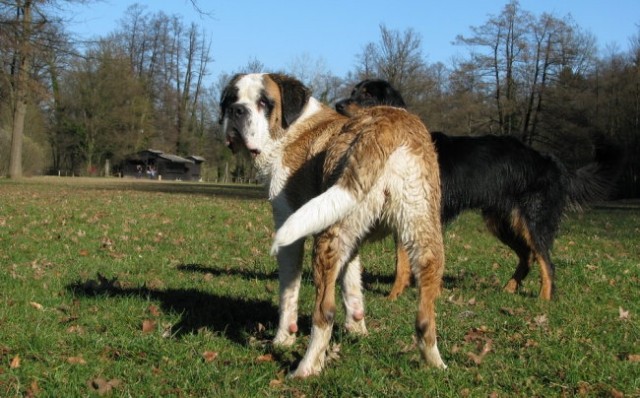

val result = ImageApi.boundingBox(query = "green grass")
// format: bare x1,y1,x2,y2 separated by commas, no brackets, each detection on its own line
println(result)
1,177,638,397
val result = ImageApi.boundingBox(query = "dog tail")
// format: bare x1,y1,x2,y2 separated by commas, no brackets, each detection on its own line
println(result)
566,135,624,210
270,185,358,255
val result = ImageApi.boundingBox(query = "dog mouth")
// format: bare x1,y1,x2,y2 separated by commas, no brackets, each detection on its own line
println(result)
226,129,261,157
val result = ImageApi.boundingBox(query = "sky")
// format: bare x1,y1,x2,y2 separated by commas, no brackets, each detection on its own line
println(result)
68,0,639,82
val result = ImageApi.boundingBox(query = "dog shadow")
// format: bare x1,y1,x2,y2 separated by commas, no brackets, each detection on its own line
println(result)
66,270,285,346
176,263,277,282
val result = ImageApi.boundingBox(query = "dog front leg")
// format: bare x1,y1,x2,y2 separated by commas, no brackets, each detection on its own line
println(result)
273,239,304,346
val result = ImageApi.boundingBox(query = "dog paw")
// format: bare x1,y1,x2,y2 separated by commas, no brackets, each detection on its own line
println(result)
273,329,296,347
503,279,519,294
344,317,367,336
289,362,323,379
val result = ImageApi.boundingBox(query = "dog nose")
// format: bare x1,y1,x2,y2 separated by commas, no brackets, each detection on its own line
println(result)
335,100,346,114
228,103,246,119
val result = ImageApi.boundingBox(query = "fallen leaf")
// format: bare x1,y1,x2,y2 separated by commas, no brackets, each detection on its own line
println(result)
534,314,548,327
29,301,43,311
10,354,20,369
202,351,218,363
256,353,274,363
161,323,173,339
66,325,84,334
67,356,87,365
142,319,156,333
467,340,492,365
610,388,624,398
26,380,40,398
619,307,630,320
464,326,490,343
147,305,161,317
88,377,122,396
269,370,286,388
500,307,515,316
269,378,283,387
626,354,640,362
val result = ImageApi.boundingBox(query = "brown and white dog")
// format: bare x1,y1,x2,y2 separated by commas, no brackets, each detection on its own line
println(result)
219,73,446,377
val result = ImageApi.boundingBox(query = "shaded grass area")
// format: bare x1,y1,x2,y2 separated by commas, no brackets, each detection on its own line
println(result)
0,177,638,396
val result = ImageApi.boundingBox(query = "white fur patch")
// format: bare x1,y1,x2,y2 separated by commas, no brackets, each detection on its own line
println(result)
233,73,271,155
271,186,357,255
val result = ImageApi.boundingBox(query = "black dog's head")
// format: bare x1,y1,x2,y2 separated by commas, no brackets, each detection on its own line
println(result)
335,79,407,116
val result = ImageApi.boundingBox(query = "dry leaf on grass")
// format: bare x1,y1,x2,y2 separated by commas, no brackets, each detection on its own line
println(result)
467,340,493,365
202,351,218,363
142,319,156,333
147,304,161,317
610,388,624,398
10,354,20,369
256,353,274,363
67,356,87,365
87,377,122,396
29,301,43,311
26,380,40,397
619,307,630,320
269,370,286,388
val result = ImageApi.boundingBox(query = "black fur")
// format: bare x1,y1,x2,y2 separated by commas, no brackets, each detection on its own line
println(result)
336,79,623,298
270,73,311,128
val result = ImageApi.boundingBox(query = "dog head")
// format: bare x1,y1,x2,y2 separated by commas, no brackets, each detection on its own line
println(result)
335,79,407,116
219,73,311,156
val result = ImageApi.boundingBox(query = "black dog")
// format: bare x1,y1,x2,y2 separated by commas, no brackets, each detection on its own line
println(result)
336,79,623,300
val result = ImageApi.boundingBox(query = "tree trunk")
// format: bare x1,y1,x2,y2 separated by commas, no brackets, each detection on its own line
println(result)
9,100,27,178
8,0,33,179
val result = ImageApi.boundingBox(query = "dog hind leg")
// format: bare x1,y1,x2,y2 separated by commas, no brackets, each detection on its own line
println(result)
291,225,358,378
392,175,446,369
340,254,367,335
406,233,446,369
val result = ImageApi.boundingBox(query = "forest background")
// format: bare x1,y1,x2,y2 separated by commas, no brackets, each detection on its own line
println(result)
2,0,639,198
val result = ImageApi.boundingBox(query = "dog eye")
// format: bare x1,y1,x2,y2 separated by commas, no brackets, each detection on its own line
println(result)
258,96,273,110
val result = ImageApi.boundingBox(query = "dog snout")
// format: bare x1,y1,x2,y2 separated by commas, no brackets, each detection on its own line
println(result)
228,103,247,120
335,99,348,115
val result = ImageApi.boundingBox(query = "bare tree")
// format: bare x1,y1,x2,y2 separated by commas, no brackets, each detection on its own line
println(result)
0,0,91,177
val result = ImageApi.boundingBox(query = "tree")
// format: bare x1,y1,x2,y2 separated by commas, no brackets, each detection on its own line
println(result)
3,0,36,178
454,0,597,145
56,40,151,173
0,0,90,177
113,6,212,156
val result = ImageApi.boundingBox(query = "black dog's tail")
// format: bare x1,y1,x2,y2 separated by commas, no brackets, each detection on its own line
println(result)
566,135,624,210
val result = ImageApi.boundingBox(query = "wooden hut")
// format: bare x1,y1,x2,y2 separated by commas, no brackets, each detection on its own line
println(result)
120,149,205,181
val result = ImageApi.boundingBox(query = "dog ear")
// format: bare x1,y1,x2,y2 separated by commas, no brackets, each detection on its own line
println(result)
218,74,243,124
384,83,407,108
269,74,310,128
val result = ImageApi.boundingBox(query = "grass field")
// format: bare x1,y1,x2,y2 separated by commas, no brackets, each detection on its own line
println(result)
1,177,638,397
